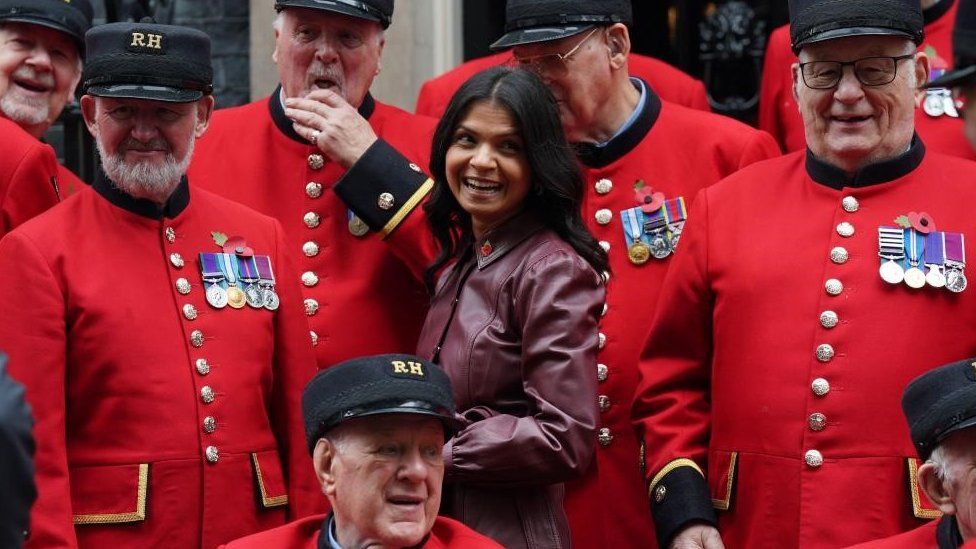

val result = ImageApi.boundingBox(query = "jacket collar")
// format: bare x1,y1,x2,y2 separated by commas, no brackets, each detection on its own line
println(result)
318,512,432,549
93,169,190,220
475,210,546,270
572,78,661,168
924,0,954,26
937,514,963,549
269,85,376,144
805,135,926,190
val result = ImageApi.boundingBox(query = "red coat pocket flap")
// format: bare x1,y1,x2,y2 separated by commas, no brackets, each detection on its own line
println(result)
907,457,942,519
707,450,738,511
252,451,288,508
71,463,149,525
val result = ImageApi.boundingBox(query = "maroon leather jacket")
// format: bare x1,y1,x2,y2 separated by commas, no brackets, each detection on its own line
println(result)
417,212,603,549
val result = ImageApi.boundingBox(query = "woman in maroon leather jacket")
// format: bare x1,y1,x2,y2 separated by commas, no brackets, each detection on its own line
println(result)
416,67,609,549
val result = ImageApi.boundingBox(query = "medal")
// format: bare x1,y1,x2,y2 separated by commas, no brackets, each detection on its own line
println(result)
643,207,673,259
621,207,650,265
903,229,926,289
649,234,673,259
200,253,228,309
924,231,947,288
221,254,247,309
254,255,281,310
923,90,946,117
878,227,906,284
348,210,369,237
662,197,688,251
238,256,265,308
945,232,968,293
628,242,651,265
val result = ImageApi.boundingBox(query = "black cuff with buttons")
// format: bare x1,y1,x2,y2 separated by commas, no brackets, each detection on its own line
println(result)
333,139,430,235
651,465,717,548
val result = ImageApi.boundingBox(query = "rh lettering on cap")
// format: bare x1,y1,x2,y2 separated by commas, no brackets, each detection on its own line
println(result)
128,31,165,53
390,360,425,377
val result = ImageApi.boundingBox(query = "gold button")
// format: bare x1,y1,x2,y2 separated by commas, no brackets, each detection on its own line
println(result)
306,182,323,198
165,227,176,243
595,178,613,195
200,386,214,404
830,247,849,264
301,271,319,287
183,304,198,321
811,378,830,396
203,416,216,434
819,311,838,329
598,427,613,447
598,332,607,349
597,363,608,382
176,278,191,295
190,330,204,348
824,279,843,296
598,395,610,412
654,484,667,503
595,209,613,225
842,196,859,213
310,330,319,347
303,212,320,229
302,241,320,257
805,449,823,468
308,153,324,170
809,412,827,431
196,358,210,376
815,344,835,362
304,298,319,316
377,192,395,210
598,240,611,252
205,445,219,463
170,253,185,269
837,222,855,238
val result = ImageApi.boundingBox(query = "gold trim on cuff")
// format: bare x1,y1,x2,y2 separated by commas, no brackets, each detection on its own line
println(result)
908,457,942,520
648,458,704,497
252,453,288,508
73,463,149,525
711,452,738,511
381,178,434,238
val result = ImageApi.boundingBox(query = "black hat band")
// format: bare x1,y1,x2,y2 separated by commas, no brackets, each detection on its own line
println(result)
83,56,213,94
505,13,625,32
277,0,391,27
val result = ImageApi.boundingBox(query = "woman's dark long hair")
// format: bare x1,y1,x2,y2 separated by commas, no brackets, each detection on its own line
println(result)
423,66,609,292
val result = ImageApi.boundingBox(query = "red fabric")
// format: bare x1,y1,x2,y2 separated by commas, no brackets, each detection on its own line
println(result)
415,52,710,118
633,150,976,548
219,514,504,549
0,186,319,548
0,116,62,239
188,98,437,369
758,4,971,159
846,519,938,548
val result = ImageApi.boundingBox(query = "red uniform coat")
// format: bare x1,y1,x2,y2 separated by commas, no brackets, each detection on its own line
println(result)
340,85,780,549
219,513,504,549
758,1,969,158
847,519,940,548
0,176,319,548
0,116,63,238
633,142,976,548
188,91,437,369
414,51,711,118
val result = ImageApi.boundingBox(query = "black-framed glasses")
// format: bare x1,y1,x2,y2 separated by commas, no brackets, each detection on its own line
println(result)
799,54,916,89
512,27,602,75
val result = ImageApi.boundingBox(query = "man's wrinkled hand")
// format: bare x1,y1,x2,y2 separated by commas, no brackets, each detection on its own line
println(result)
670,524,724,549
284,89,378,169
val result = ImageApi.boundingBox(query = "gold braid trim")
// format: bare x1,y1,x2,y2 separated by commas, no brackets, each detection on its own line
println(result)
711,452,738,510
252,453,288,508
73,463,149,525
648,458,704,498
381,178,434,238
908,457,942,520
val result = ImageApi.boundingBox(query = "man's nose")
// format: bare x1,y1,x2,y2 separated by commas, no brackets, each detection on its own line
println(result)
398,448,431,482
24,45,54,72
313,36,340,64
834,66,866,102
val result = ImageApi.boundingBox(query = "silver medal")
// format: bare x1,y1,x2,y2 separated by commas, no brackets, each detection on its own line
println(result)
904,267,926,289
925,265,947,288
206,282,228,309
947,269,968,293
244,284,264,308
924,92,946,117
879,260,905,284
263,287,281,311
649,233,672,259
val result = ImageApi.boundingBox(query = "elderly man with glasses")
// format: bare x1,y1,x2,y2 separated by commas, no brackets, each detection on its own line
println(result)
632,0,976,548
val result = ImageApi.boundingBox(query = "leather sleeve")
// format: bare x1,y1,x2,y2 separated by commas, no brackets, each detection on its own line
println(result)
631,188,717,546
0,231,79,548
0,356,36,549
445,251,604,486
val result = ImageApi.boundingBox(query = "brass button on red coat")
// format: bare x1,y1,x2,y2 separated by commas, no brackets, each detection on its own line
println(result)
196,358,210,376
597,363,608,382
808,413,827,431
190,330,204,348
598,395,610,412
203,416,216,434
820,310,838,329
306,182,323,198
170,253,185,269
805,449,823,468
200,386,214,404
165,227,176,243
176,278,191,295
205,445,219,463
811,378,830,396
598,427,613,447
183,304,198,320
842,196,859,213
825,279,843,296
308,154,324,170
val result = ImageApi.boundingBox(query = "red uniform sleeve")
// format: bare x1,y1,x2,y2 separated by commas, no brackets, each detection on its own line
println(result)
267,220,324,520
0,232,78,548
739,129,783,168
758,26,799,153
414,80,443,119
444,252,603,486
0,143,60,240
688,79,712,112
631,189,717,546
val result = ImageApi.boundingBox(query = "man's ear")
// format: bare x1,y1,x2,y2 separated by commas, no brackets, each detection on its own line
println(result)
919,461,957,516
791,62,802,104
607,23,630,71
79,95,98,137
313,438,338,497
194,96,216,138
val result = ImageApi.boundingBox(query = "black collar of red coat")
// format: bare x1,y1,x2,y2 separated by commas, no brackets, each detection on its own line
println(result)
924,0,954,26
474,210,546,270
571,78,661,169
93,169,190,219
805,134,926,190
937,514,963,549
318,511,432,549
270,85,377,145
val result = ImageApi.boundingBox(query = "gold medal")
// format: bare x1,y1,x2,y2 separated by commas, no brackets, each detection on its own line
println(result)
226,285,247,309
348,215,369,237
628,241,651,265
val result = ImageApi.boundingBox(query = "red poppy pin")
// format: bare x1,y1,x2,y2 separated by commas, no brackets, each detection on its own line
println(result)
481,241,493,257
894,212,936,234
212,231,255,257
634,180,665,214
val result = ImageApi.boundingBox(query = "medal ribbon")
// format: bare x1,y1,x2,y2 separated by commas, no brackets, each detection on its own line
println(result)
924,231,945,265
220,253,239,286
662,197,687,224
254,255,276,284
945,232,966,265
904,229,926,266
625,208,642,241
200,253,223,279
238,256,259,282
643,205,666,232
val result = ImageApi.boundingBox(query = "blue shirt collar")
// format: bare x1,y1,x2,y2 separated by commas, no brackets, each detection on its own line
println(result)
595,77,647,149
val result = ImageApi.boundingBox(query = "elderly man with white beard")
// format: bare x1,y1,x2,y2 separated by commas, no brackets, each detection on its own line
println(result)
0,0,92,237
0,21,320,549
